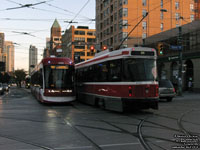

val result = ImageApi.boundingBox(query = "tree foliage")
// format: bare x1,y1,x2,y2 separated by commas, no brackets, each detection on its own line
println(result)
14,69,27,86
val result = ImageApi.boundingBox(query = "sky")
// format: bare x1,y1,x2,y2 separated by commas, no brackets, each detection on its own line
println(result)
0,0,95,71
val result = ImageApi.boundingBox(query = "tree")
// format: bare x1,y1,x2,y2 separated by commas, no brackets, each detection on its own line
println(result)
14,69,27,87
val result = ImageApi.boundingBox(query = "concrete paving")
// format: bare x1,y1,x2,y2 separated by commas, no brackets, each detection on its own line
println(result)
0,87,199,150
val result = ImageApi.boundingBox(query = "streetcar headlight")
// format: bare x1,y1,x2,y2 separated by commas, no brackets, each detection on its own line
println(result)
63,90,72,93
48,90,60,93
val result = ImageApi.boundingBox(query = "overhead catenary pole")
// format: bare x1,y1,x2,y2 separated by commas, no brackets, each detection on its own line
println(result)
178,26,183,96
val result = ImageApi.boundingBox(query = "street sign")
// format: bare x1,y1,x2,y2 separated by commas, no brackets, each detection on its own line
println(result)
170,45,182,50
168,56,179,61
56,49,62,53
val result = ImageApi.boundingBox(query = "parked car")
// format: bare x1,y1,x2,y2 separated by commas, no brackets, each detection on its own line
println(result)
159,79,176,102
3,83,9,92
0,83,4,95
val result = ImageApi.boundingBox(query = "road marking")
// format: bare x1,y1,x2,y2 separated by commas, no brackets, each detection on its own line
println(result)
100,142,141,147
54,146,93,149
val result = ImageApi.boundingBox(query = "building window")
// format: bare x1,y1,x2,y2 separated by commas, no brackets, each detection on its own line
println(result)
87,32,94,36
114,12,117,20
161,0,163,8
114,35,117,43
110,15,113,23
175,2,179,10
119,0,122,6
107,8,110,15
160,12,164,20
142,9,147,17
142,33,147,39
107,28,110,35
160,23,164,31
110,4,113,13
107,18,109,25
123,8,128,17
119,20,123,30
74,45,85,49
175,13,180,21
123,20,128,29
54,38,60,41
190,4,194,11
114,1,117,9
142,21,147,30
123,32,128,39
87,38,95,43
142,0,146,6
190,14,194,21
104,10,106,17
74,31,85,35
110,26,113,34
119,8,123,18
74,37,85,42
123,0,128,5
118,32,123,42
114,24,117,31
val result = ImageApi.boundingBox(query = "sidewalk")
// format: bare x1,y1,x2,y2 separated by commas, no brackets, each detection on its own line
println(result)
174,91,200,100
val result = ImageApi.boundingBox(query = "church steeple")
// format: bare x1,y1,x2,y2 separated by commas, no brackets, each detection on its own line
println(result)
51,19,61,28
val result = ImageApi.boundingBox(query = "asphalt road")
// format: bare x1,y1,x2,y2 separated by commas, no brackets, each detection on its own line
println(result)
0,87,199,150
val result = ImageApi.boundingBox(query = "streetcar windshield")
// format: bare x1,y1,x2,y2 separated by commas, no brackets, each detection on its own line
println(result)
123,59,157,81
44,65,74,89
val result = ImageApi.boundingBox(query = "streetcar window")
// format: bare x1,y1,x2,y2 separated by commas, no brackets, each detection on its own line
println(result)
100,62,108,82
123,59,157,81
44,65,74,89
108,60,121,81
39,69,43,88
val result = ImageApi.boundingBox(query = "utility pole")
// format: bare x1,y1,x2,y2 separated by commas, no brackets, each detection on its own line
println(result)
178,26,183,96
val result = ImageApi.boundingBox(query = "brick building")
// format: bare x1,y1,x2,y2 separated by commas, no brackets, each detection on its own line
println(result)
62,26,96,63
96,0,199,50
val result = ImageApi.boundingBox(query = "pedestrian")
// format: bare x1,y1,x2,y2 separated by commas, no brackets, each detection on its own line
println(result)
188,80,192,91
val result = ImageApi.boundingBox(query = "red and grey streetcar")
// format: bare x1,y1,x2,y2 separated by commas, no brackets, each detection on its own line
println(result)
75,47,159,112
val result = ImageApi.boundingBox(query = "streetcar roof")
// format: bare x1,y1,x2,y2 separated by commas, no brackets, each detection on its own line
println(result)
75,47,156,69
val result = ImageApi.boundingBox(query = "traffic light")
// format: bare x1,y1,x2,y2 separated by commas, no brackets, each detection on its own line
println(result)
90,45,95,55
102,45,107,50
158,43,164,56
90,45,95,51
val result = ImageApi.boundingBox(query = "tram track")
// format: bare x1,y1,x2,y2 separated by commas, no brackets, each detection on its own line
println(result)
177,109,200,135
137,119,153,150
54,110,103,150
50,107,180,150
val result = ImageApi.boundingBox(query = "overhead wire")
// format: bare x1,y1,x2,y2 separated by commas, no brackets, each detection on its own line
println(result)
37,0,92,20
1,0,75,16
66,0,91,28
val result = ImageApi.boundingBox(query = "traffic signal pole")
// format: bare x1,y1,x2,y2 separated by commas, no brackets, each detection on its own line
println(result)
178,26,183,96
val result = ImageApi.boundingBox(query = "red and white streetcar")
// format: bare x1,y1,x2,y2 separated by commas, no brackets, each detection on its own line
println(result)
31,57,75,103
75,47,159,112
